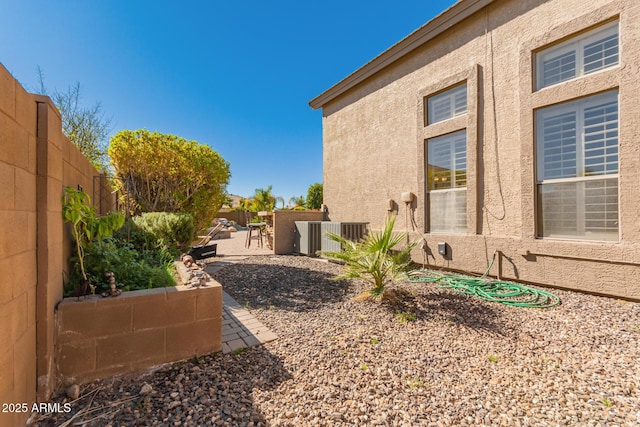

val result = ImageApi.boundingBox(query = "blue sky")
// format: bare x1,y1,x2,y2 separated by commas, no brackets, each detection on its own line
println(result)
1,0,455,203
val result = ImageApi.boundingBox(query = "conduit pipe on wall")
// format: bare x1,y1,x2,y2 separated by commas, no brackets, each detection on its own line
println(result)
520,249,640,267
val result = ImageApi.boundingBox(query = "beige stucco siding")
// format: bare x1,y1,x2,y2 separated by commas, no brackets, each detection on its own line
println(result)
320,0,640,299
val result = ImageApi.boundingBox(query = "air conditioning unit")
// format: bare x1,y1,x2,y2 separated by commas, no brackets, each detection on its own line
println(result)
294,221,323,255
321,222,369,253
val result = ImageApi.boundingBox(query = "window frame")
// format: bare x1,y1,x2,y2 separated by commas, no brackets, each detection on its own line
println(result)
425,82,468,125
418,67,478,236
535,90,619,241
426,130,468,234
535,21,619,90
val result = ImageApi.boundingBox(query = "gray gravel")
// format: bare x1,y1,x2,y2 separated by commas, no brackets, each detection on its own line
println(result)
32,255,640,426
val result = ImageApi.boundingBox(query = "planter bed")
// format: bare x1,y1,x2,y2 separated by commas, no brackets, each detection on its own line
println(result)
55,267,222,386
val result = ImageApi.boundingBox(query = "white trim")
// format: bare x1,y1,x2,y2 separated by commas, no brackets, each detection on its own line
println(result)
538,174,619,185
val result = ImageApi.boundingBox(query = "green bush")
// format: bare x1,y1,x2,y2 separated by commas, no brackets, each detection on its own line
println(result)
66,238,175,295
65,211,195,296
112,218,156,252
130,212,194,251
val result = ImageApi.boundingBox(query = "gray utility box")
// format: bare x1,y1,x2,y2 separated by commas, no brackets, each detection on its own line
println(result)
294,221,323,255
321,222,369,253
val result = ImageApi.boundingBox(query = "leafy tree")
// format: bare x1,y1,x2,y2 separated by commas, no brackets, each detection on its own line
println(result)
324,215,416,301
36,67,112,171
108,129,231,231
307,183,323,210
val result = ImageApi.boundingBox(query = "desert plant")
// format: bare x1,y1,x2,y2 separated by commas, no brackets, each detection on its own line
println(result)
252,186,277,212
62,187,124,283
405,377,427,389
289,195,306,209
324,214,416,301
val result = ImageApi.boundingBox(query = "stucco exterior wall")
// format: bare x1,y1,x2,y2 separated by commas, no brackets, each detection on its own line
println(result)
320,0,640,299
272,210,326,255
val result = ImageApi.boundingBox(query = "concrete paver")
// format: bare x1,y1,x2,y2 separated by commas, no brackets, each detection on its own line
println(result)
220,290,277,353
203,250,278,354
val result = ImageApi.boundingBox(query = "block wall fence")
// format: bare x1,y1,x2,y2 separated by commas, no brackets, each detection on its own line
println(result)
0,64,114,427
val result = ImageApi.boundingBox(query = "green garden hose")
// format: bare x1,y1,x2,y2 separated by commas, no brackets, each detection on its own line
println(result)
407,252,560,308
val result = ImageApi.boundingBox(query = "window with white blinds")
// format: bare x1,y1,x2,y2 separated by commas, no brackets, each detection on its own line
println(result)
427,83,467,125
536,21,618,90
536,91,619,241
426,130,467,233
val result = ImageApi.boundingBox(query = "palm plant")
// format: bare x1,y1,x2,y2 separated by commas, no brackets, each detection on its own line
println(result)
253,185,276,211
289,195,306,209
324,215,416,301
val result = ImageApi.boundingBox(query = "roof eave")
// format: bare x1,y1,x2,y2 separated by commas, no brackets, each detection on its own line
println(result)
308,0,496,110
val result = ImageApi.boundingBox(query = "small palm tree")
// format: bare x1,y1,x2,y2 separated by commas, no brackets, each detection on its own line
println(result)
324,215,416,301
289,195,306,208
253,185,276,211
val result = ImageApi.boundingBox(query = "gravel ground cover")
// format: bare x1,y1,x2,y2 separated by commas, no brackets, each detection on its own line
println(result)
32,255,639,426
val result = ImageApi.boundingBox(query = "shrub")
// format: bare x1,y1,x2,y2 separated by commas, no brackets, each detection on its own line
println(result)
112,218,156,252
66,238,175,295
130,212,194,251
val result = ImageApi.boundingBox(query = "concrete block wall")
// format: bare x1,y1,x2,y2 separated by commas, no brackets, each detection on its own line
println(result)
216,211,256,227
1,64,111,426
35,93,102,404
56,283,222,386
0,64,38,427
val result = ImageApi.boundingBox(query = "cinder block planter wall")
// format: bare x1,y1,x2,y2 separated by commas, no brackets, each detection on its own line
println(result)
56,282,222,386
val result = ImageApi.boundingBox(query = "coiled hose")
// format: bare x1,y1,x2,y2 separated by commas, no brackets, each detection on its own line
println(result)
407,252,560,308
